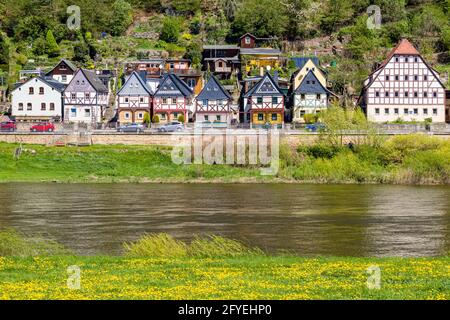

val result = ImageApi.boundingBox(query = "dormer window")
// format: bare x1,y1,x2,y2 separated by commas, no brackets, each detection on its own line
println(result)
245,37,251,44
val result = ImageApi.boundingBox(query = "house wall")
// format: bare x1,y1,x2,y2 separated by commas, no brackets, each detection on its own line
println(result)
11,78,63,120
293,93,328,121
119,109,150,123
153,96,188,123
365,55,446,123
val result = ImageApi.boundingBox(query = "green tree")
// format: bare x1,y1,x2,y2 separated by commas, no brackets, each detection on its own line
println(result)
160,17,181,43
45,30,60,57
110,0,133,36
231,0,289,38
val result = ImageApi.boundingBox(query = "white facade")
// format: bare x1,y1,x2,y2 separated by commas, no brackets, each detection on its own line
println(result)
293,93,328,120
51,74,74,85
11,77,63,121
364,55,446,123
195,99,232,126
64,92,108,123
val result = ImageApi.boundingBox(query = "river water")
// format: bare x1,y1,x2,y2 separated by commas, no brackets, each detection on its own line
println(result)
0,183,448,257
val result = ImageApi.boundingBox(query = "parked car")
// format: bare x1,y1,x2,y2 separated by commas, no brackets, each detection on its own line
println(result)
306,123,327,132
117,123,145,133
0,121,17,132
30,122,55,132
157,122,184,133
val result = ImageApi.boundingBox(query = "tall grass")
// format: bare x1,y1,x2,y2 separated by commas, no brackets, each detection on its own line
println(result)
0,229,70,257
123,234,264,258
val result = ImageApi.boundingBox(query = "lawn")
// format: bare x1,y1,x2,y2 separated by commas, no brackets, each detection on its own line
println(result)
0,256,448,300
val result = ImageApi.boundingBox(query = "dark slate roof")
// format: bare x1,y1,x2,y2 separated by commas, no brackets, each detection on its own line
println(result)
244,72,284,97
154,73,193,97
12,76,66,93
295,71,330,95
117,71,153,96
291,57,320,69
82,69,109,93
197,76,231,101
46,59,77,75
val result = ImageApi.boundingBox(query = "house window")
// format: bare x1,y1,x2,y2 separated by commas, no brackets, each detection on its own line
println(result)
41,103,46,111
85,109,91,117
140,97,144,103
125,98,129,102
424,92,428,98
301,94,306,100
413,108,418,115
375,108,380,115
162,98,168,104
257,97,263,104
414,92,418,98
404,75,409,81
204,115,209,121
216,115,221,121
39,87,44,95
414,75,418,81
218,61,223,68
384,108,389,114
414,57,418,63
424,75,428,81
395,75,399,81
395,91,399,97
375,91,380,97
433,109,438,116
29,87,34,95
258,113,264,121
404,108,409,115
71,108,77,117
404,92,409,97
85,92,90,99
385,75,390,81
271,113,278,121
394,108,399,115
172,98,177,104
395,57,399,62
18,103,24,111
203,100,208,106
217,100,223,106
27,103,32,111
71,93,76,100
433,92,437,98
62,75,67,82
385,91,389,97
50,103,55,111
272,97,278,104
423,109,428,115
138,113,143,119
161,113,166,120
405,57,409,63
316,94,321,100
245,36,251,44
187,79,195,88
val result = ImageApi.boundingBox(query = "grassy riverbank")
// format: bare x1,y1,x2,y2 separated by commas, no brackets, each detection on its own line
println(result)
0,134,449,184
0,232,448,300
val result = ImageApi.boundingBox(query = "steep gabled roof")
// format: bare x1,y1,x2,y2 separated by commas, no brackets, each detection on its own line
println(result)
291,57,320,70
12,76,66,94
81,69,109,93
46,59,77,75
117,71,153,96
244,72,284,97
295,70,336,96
197,76,231,101
154,73,193,97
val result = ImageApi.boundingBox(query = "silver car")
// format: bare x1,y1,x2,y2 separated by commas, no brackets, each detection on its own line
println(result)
117,123,145,133
157,122,184,132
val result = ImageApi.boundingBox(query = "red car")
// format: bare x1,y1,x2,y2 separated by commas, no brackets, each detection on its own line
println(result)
30,122,55,132
0,121,17,132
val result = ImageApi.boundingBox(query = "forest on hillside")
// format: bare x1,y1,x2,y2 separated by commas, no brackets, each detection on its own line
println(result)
0,0,449,96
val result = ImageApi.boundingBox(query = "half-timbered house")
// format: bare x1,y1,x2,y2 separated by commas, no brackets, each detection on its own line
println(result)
195,76,232,127
293,70,337,122
117,71,153,124
45,59,77,85
361,39,446,123
243,72,285,128
153,73,193,123
63,69,109,124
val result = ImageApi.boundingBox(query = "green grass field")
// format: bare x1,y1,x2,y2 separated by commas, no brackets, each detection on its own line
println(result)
1,256,448,300
0,134,449,184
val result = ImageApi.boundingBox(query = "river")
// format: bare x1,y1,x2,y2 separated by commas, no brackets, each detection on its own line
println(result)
0,183,448,257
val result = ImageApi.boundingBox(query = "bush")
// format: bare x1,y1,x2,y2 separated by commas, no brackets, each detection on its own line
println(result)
0,229,70,257
188,236,264,258
143,113,150,125
123,234,188,258
177,114,185,123
382,134,443,163
160,16,181,44
152,115,160,123
301,144,344,159
303,113,318,124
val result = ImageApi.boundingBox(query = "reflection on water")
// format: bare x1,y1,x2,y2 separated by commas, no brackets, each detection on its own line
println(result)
0,183,448,257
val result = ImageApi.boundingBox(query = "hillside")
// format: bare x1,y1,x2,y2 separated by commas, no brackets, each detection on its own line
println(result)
0,0,449,95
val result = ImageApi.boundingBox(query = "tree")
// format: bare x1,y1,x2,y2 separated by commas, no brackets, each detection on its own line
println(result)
152,115,160,123
160,17,181,43
110,0,133,36
231,0,289,38
143,113,151,126
184,41,202,67
45,30,60,57
177,114,185,123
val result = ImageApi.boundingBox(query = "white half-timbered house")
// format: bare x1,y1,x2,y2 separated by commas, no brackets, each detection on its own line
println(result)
195,75,232,127
63,69,109,124
361,39,446,123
